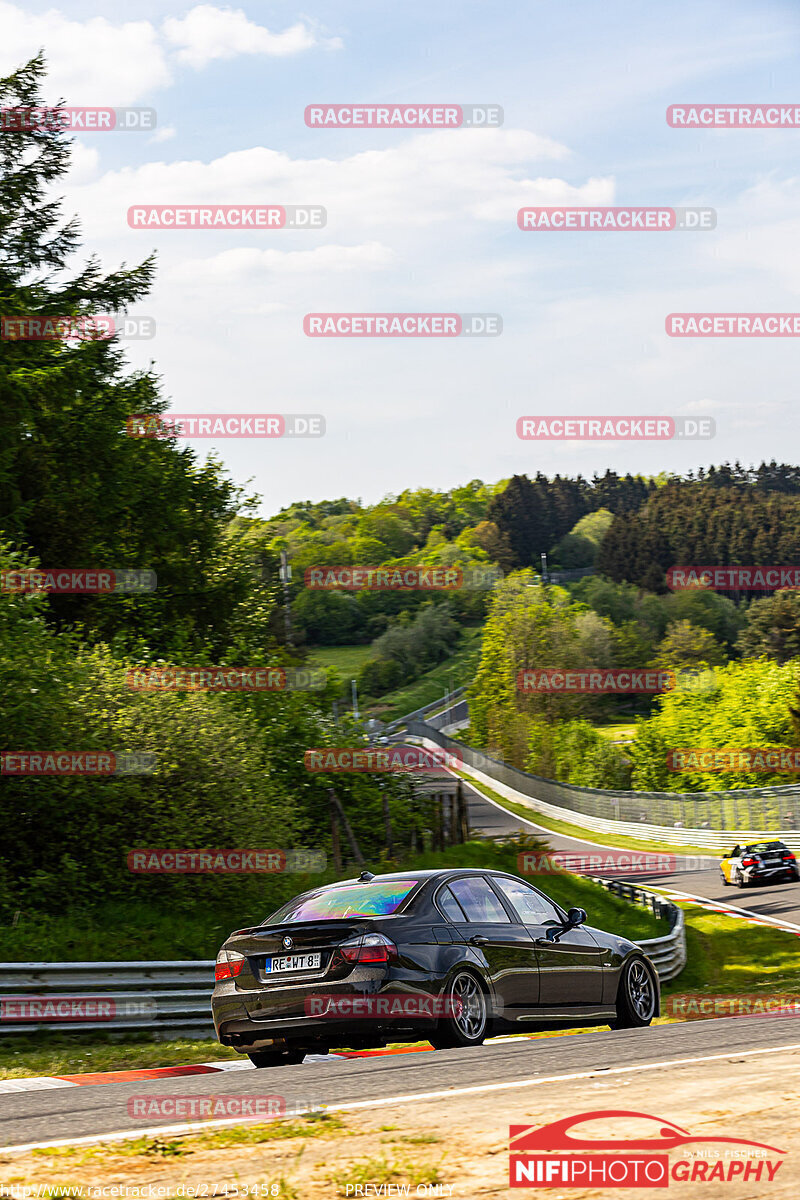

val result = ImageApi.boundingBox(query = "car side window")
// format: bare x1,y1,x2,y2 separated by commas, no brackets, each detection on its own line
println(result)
448,877,511,923
437,885,467,923
493,877,562,925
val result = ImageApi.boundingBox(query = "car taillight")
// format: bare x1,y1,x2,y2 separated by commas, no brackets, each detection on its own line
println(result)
215,950,246,981
741,857,757,866
339,933,398,964
783,853,796,861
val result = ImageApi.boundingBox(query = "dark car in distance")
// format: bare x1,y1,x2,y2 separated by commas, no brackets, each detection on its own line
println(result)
212,868,660,1066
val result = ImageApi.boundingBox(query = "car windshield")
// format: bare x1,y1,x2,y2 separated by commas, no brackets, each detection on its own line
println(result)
745,842,785,854
266,879,419,922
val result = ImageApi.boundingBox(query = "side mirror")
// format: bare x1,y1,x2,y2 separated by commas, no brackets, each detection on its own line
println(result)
545,907,587,941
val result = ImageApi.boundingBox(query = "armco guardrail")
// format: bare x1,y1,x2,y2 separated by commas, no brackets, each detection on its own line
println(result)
427,698,469,733
593,880,686,983
0,961,215,1037
384,687,467,733
408,722,800,852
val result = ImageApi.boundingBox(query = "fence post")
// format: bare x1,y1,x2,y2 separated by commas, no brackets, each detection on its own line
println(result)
329,793,343,873
329,788,366,867
457,780,469,843
382,788,394,858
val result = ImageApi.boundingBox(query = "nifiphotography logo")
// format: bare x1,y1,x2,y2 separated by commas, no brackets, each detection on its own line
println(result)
509,1109,786,1187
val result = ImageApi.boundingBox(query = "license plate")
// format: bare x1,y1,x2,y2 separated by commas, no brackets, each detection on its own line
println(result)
265,953,321,974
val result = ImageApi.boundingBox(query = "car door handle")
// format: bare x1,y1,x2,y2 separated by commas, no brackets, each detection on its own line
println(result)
469,934,489,945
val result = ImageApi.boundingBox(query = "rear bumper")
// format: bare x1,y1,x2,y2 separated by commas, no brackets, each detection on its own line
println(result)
743,866,797,883
212,971,443,1052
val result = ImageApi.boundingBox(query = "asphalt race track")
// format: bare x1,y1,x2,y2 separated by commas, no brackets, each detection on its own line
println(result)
2,1018,800,1150
459,776,800,928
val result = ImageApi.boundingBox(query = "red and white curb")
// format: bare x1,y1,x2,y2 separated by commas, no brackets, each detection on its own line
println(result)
0,1058,255,1094
0,1037,534,1095
657,887,800,934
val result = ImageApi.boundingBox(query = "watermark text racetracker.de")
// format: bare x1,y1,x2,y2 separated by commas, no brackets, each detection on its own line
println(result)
667,313,800,336
517,416,715,440
305,103,502,127
127,666,326,692
667,993,800,1019
518,850,695,876
517,668,675,694
0,751,157,776
0,997,157,1022
126,414,324,439
518,206,715,230
1,568,156,593
305,994,461,1019
126,1094,328,1120
668,103,800,127
127,848,326,874
0,105,156,131
127,205,326,229
667,566,800,591
516,667,717,697
305,746,462,773
667,748,800,772
304,313,501,336
303,565,501,590
1,315,155,341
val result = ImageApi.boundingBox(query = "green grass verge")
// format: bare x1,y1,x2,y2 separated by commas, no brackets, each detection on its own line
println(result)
1,886,331,962
594,722,637,742
660,903,800,999
455,770,719,858
368,626,483,721
0,1035,239,1080
305,644,374,676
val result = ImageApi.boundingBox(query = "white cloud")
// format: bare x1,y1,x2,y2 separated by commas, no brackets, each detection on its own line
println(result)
63,141,100,186
0,3,336,106
150,125,177,144
162,5,338,70
0,3,171,105
701,177,800,296
168,242,394,283
64,129,601,241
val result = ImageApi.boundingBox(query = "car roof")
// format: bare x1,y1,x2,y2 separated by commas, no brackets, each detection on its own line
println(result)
323,867,513,888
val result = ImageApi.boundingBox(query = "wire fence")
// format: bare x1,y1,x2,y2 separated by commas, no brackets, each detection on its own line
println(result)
407,722,800,845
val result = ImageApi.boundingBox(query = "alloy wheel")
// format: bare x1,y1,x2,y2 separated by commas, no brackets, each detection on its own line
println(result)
626,960,655,1021
451,972,487,1041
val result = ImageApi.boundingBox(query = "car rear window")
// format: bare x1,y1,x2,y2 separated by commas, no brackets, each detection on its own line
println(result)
268,880,419,922
746,842,784,853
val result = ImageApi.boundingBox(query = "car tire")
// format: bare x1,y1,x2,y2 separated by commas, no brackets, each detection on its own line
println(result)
429,970,489,1049
610,957,657,1029
247,1046,307,1068
720,871,730,886
733,869,746,888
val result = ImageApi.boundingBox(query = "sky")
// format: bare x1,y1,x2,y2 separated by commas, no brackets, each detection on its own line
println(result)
3,0,800,515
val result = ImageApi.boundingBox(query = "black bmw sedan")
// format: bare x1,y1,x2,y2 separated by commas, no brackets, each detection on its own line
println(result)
212,867,660,1067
